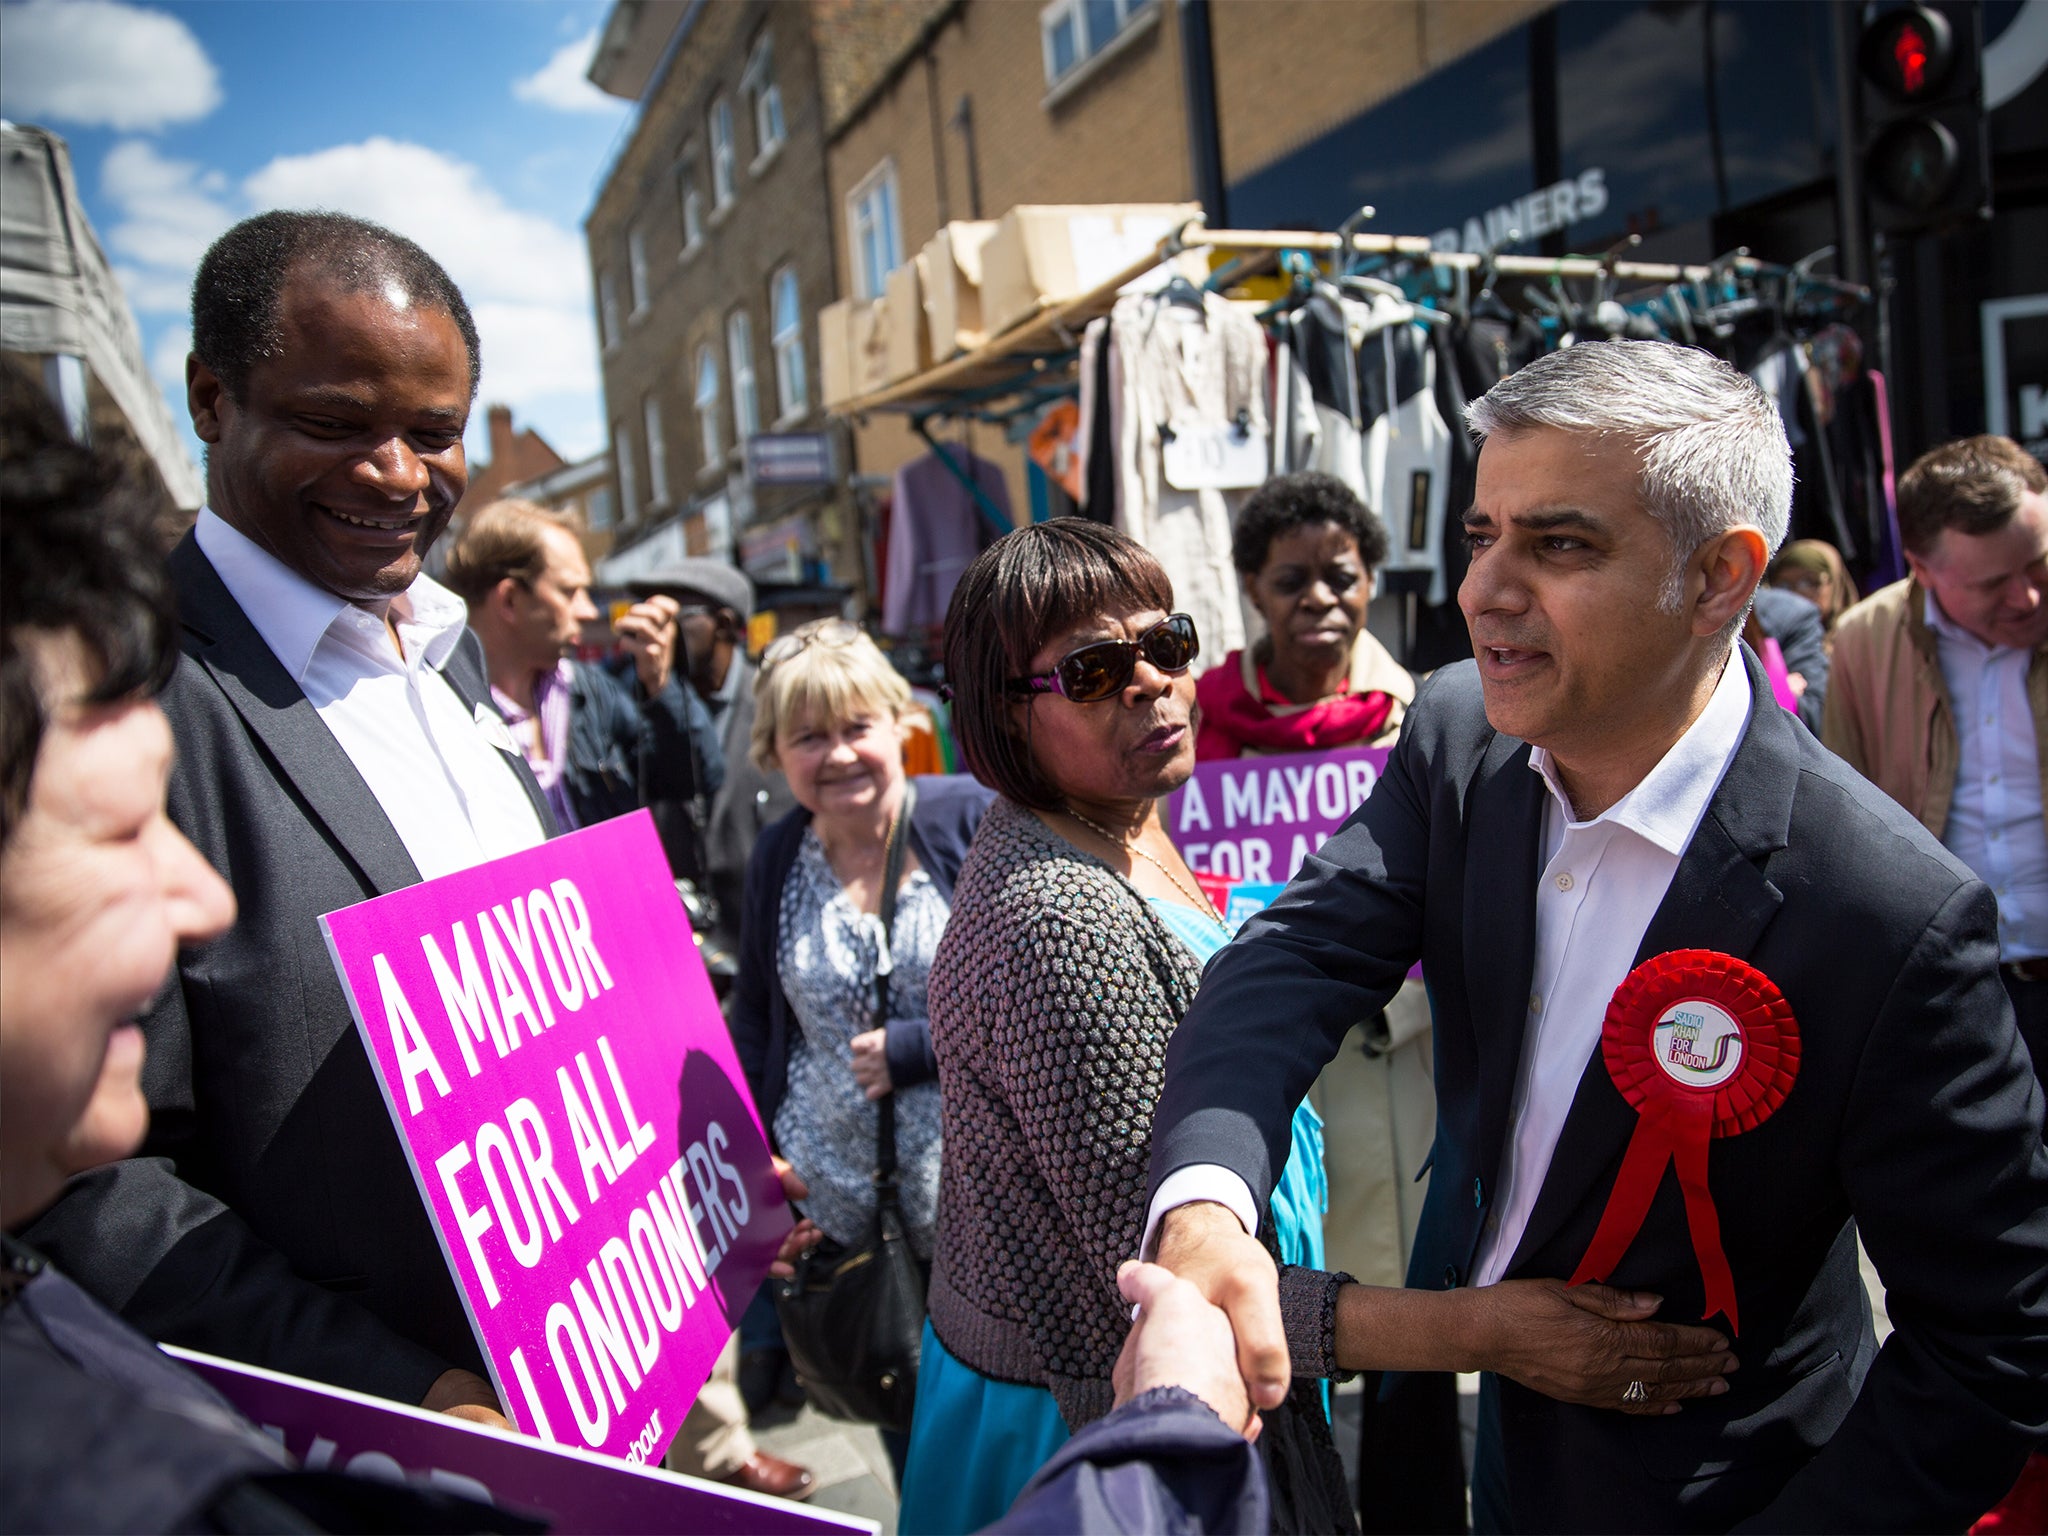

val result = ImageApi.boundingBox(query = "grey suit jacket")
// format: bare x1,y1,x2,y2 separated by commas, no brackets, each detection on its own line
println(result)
28,534,555,1404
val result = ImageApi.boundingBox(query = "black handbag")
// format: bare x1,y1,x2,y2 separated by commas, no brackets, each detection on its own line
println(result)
771,784,927,1434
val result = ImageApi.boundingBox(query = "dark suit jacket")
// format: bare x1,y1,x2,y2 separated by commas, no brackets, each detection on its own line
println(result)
1149,649,2048,1532
27,535,556,1405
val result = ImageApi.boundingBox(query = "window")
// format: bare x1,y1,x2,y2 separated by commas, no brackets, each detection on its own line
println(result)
770,266,806,419
694,346,720,468
586,484,614,531
678,159,704,252
612,420,637,522
599,271,621,350
643,394,669,507
728,309,760,442
1040,0,1154,88
710,96,736,208
744,34,785,162
627,225,649,315
846,160,901,301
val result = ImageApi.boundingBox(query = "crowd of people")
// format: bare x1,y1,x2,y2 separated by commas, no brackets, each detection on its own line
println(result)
4,206,2046,1536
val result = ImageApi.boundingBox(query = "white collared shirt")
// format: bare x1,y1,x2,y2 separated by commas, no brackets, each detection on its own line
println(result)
195,509,548,881
1145,650,1752,1284
1924,592,2048,961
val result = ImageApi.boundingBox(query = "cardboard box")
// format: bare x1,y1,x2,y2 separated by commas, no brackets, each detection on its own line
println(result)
882,258,930,384
979,203,1203,337
819,296,891,408
920,219,998,357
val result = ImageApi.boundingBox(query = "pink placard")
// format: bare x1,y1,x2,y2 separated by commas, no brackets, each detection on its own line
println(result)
319,811,788,1465
1166,745,1393,881
166,1345,873,1535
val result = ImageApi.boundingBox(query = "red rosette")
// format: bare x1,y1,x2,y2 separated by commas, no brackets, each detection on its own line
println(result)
1567,950,1800,1333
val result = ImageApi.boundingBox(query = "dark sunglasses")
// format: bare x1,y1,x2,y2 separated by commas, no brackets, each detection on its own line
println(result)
1005,614,1200,703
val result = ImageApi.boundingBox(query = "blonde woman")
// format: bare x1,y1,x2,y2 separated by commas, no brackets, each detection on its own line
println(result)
725,620,993,1470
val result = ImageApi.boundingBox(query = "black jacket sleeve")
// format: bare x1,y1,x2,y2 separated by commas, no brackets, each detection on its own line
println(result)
1753,588,1830,734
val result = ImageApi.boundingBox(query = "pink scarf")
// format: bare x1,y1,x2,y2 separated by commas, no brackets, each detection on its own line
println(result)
1195,651,1395,760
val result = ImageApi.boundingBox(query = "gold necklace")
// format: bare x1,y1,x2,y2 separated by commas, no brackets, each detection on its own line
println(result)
1065,808,1229,933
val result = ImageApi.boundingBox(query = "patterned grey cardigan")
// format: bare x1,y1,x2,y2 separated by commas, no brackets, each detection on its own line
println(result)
927,798,1345,1429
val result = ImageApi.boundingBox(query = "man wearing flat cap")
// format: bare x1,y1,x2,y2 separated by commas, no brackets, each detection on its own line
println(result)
635,559,795,958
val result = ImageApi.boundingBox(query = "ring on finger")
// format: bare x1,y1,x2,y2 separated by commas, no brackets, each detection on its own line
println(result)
1621,1379,1649,1405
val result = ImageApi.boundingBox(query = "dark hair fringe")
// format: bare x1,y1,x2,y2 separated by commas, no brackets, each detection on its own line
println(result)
1896,434,2048,557
940,519,1173,810
192,209,482,402
1231,470,1389,575
0,368,179,847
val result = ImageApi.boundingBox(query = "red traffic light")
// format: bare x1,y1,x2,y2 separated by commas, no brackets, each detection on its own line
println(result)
1861,4,1955,101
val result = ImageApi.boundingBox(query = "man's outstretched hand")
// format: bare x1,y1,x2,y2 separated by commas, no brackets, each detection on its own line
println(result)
1152,1201,1290,1412
1113,1261,1260,1442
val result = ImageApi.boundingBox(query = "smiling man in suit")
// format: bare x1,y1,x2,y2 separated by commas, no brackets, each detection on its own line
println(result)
1145,340,2048,1530
25,211,554,1426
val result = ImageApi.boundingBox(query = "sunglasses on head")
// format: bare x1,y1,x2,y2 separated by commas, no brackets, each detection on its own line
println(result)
1005,613,1200,703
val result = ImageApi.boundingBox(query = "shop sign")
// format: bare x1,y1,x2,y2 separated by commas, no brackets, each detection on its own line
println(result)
1982,295,2048,460
746,432,835,486
740,514,809,584
593,520,687,588
1431,168,1610,255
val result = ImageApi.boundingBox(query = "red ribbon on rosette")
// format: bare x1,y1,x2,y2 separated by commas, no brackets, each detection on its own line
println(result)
1566,949,1800,1335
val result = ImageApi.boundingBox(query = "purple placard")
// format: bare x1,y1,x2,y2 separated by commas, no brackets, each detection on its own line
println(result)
165,1346,873,1535
1166,745,1392,882
319,811,788,1465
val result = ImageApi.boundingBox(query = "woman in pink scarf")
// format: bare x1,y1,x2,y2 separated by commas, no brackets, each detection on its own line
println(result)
1195,472,1413,760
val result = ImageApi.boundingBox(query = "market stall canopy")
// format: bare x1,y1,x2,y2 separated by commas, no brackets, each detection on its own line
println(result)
1,121,203,513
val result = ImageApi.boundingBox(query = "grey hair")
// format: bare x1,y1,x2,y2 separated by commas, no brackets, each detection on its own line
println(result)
1465,339,1792,612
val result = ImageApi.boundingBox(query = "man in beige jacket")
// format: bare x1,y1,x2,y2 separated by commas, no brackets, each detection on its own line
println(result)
1823,434,2048,1091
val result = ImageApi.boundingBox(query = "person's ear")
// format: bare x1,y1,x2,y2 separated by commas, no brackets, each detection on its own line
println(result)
188,355,227,444
1693,527,1768,638
489,576,525,625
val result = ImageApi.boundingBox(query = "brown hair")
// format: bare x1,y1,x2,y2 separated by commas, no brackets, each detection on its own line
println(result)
1897,436,2048,556
941,519,1174,811
441,499,582,602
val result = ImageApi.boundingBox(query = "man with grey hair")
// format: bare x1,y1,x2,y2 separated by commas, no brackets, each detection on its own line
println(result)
1142,339,2048,1528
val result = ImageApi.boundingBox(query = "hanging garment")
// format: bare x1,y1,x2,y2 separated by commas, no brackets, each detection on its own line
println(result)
1270,289,1369,504
1075,318,1118,523
1028,399,1085,503
1104,289,1269,669
1355,293,1455,606
1407,318,1481,673
883,446,1012,635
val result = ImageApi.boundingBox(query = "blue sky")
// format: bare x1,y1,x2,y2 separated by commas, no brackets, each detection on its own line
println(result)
0,0,636,470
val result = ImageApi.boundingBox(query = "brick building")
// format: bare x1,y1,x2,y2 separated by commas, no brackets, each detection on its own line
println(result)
814,0,1549,508
460,403,568,515
585,0,855,609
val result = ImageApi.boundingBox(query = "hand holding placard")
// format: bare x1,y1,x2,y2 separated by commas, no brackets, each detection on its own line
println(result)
322,811,789,1466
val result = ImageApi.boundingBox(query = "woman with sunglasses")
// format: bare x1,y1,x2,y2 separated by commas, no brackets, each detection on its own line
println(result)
897,522,1352,1535
725,620,993,1478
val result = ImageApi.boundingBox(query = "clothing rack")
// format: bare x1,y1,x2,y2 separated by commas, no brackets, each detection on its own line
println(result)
839,219,1870,538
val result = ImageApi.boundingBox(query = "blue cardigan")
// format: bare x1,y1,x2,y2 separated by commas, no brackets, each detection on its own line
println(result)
726,773,994,1146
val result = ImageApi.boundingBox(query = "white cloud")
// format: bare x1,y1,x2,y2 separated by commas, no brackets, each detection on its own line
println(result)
102,140,236,280
149,321,190,400
512,28,624,116
0,0,220,131
101,134,605,469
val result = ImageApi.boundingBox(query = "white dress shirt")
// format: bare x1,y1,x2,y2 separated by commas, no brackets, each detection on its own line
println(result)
1145,649,1752,1283
195,509,548,881
1925,592,2048,961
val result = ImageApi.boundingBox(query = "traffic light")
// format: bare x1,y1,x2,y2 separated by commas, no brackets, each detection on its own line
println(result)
1856,2,1991,236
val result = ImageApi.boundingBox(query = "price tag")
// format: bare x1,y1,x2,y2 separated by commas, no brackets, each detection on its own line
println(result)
1162,422,1267,490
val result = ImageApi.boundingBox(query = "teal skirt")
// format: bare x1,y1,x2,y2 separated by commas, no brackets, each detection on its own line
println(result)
897,1319,1070,1534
